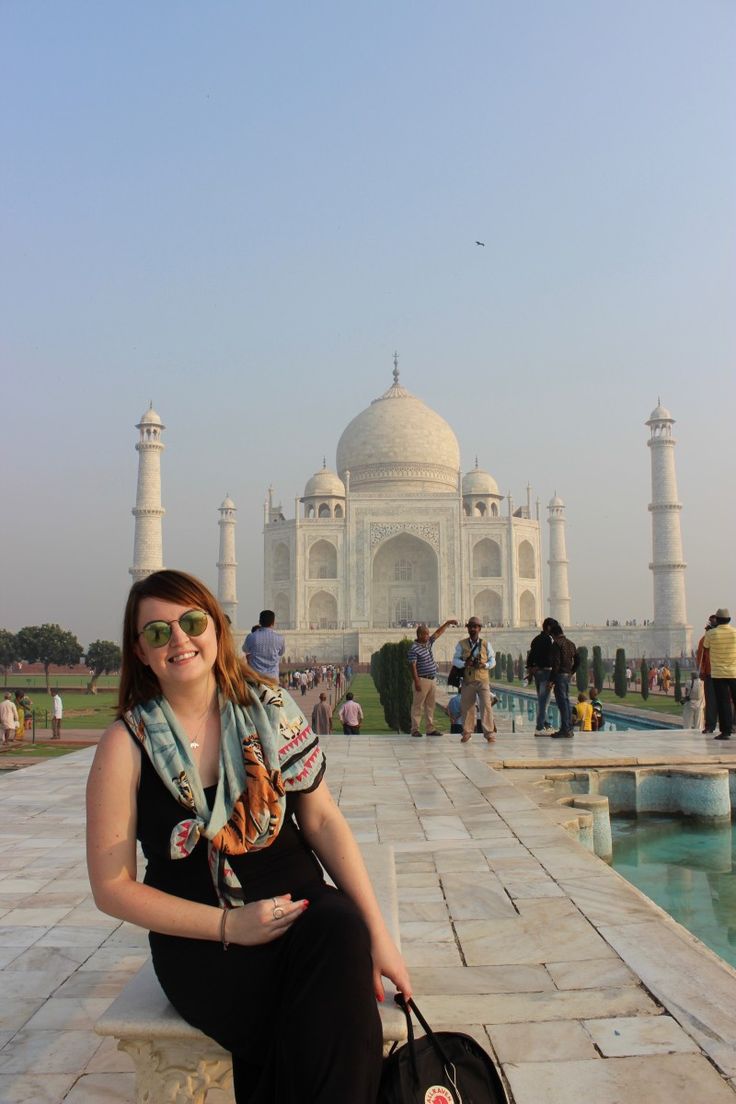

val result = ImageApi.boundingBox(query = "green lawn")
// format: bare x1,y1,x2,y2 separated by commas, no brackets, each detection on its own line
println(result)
596,688,683,716
31,690,118,730
0,744,81,760
336,674,394,734
4,674,119,690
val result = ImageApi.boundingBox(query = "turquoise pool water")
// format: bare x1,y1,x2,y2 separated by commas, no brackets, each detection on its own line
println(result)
611,816,736,970
489,688,678,732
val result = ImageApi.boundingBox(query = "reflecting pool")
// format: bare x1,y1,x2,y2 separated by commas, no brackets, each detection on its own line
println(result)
489,688,679,732
611,816,736,970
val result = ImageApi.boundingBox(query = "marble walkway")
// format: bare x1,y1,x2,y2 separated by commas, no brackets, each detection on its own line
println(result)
1,726,736,1103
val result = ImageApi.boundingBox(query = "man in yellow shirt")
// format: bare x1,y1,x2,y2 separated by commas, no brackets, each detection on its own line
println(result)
702,608,736,740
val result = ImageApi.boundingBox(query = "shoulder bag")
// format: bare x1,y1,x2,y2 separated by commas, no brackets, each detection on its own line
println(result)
379,996,508,1104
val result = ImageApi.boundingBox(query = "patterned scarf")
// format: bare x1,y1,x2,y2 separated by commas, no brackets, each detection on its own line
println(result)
123,683,325,907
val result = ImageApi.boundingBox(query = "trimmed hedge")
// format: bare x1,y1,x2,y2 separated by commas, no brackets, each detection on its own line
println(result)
370,640,413,733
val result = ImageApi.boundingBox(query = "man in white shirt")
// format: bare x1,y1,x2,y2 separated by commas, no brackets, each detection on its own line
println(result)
51,689,63,739
338,693,364,735
1,693,19,743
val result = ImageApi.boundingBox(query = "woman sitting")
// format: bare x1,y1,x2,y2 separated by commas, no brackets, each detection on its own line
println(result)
86,569,410,1103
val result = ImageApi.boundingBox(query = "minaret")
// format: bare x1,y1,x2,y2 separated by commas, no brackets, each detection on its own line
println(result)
547,493,571,626
130,404,165,583
646,402,687,628
217,495,238,626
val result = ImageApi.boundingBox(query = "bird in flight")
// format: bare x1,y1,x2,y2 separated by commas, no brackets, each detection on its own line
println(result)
475,240,485,246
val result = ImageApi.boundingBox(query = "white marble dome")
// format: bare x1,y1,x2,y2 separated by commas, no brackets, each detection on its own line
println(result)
462,465,499,497
548,493,565,508
138,404,163,426
304,465,346,498
647,402,673,423
336,371,461,493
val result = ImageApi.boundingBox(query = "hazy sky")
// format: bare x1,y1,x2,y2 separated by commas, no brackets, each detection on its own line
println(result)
2,1,734,648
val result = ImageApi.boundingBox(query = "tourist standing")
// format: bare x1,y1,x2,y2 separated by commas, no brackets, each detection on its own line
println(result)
407,619,458,738
696,616,718,733
339,692,363,735
526,617,558,736
682,675,705,730
311,692,333,735
549,626,579,738
1,693,18,744
451,617,496,743
242,611,285,681
51,689,63,739
702,608,736,740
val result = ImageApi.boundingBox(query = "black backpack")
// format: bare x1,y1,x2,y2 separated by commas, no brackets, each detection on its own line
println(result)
379,997,508,1104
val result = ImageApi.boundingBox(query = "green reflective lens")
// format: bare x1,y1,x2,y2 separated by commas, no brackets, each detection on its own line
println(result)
139,610,209,648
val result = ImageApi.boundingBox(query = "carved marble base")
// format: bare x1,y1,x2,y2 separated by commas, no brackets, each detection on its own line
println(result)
120,1038,234,1104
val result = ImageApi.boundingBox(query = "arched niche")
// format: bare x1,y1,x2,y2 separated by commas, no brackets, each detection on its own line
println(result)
334,504,344,518
305,504,315,518
519,589,536,624
371,533,438,628
273,593,290,627
309,539,338,580
518,539,535,579
490,503,499,517
318,503,331,518
474,501,487,516
472,538,501,577
272,542,290,581
309,590,337,629
474,589,502,625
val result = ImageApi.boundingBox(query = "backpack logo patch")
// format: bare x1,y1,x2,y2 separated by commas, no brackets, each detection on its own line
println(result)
425,1087,455,1104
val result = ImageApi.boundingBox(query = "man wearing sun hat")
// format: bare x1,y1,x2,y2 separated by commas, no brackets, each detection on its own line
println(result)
702,608,736,740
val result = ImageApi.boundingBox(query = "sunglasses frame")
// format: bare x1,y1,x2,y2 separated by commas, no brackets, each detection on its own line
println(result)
137,609,209,648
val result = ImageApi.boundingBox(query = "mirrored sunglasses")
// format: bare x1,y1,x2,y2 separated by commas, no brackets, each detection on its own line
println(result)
137,609,209,648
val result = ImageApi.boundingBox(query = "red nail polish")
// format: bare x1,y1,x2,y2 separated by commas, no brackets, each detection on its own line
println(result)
378,993,384,1002
302,900,310,909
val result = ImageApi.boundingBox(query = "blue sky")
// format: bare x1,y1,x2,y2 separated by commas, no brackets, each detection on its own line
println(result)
2,1,734,646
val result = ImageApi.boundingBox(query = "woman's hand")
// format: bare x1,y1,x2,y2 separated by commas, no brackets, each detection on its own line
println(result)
371,930,413,1002
226,894,309,946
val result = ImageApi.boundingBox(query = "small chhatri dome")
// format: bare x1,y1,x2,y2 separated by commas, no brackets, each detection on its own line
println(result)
647,400,673,424
548,492,565,508
220,494,236,510
138,401,163,426
336,358,461,493
462,461,500,496
304,465,346,499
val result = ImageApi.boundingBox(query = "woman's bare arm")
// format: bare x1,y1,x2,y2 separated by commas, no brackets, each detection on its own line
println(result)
86,723,305,945
294,782,412,999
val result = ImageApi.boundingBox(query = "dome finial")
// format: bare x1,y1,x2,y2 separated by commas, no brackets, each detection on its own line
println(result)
474,455,479,469
393,351,399,385
322,456,326,469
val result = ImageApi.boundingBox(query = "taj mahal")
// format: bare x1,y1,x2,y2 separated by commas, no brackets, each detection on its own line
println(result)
129,360,692,664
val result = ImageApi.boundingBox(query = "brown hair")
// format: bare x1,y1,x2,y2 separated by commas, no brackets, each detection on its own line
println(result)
118,569,266,716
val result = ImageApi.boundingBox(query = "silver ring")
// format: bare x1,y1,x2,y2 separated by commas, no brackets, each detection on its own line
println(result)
273,906,285,920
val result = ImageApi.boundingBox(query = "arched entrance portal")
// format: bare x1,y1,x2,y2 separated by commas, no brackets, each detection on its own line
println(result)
371,533,439,627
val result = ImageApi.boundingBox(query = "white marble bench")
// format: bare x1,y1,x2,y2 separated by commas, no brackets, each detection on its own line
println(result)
95,843,405,1104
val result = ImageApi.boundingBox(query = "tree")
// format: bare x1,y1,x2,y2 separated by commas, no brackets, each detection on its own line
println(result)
0,630,18,686
497,652,506,678
614,648,627,698
85,640,122,694
517,652,524,679
575,646,589,692
640,657,649,700
592,646,604,693
506,653,514,684
674,662,682,704
15,624,84,691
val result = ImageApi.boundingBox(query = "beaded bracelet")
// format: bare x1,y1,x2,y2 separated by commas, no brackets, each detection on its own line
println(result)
220,908,230,951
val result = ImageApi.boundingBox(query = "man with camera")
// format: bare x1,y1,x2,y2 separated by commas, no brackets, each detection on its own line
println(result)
450,617,497,743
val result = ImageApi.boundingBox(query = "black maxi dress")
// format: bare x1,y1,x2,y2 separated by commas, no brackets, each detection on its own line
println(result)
135,747,383,1103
